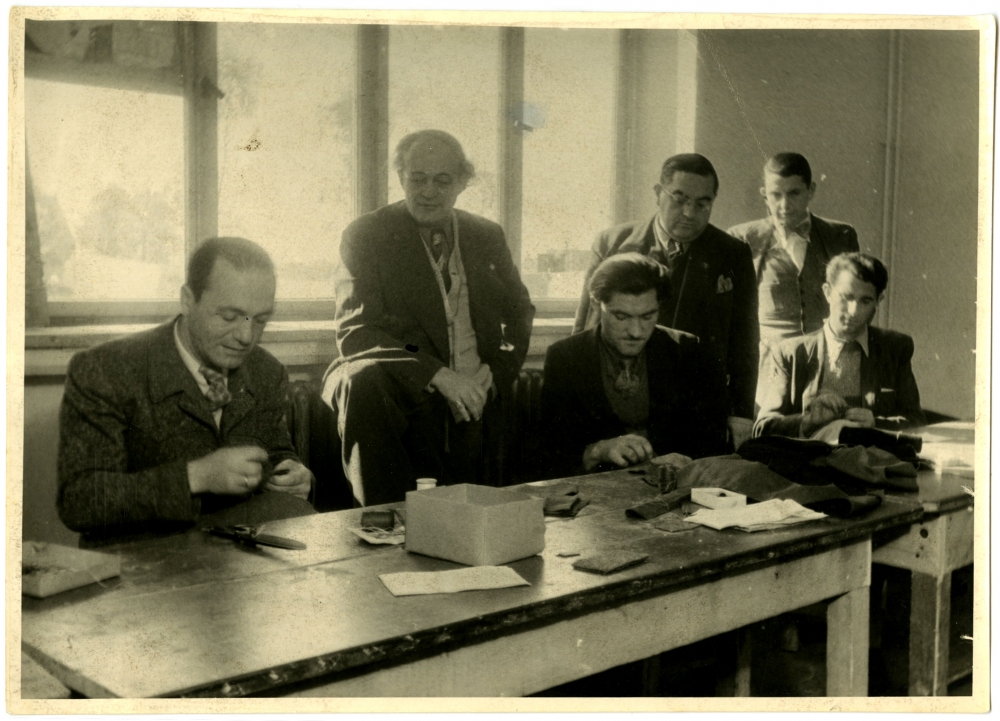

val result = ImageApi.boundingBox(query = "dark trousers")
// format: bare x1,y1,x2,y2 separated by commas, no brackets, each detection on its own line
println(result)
323,361,490,506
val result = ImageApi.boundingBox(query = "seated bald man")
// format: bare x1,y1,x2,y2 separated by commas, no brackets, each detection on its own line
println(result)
540,253,728,478
755,252,926,440
58,237,313,543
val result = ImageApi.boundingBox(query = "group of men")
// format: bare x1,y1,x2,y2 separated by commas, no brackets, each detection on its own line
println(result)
56,129,926,542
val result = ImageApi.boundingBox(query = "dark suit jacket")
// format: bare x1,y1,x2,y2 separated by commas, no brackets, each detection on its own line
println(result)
728,213,859,336
574,216,759,418
754,325,926,438
539,326,728,479
326,201,535,397
58,320,299,539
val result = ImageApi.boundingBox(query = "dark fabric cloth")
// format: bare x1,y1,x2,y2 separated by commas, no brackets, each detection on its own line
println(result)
728,214,859,341
838,426,922,462
58,320,301,543
755,325,926,438
574,217,759,419
738,434,918,497
675,454,882,518
539,326,728,479
326,200,534,400
325,359,493,506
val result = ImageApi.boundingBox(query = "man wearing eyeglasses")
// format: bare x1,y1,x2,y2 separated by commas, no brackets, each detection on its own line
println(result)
324,129,535,506
575,153,759,450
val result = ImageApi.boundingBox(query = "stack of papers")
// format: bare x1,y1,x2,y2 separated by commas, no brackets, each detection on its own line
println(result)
686,499,826,532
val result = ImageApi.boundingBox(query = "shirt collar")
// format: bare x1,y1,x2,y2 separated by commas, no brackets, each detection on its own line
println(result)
823,320,869,362
771,213,812,243
173,318,224,394
653,214,694,255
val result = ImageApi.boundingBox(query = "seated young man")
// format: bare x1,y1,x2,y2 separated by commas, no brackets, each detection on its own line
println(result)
540,253,728,479
755,252,926,440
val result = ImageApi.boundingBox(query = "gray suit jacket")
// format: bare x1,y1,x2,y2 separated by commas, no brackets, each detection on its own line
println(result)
58,320,299,539
754,325,926,437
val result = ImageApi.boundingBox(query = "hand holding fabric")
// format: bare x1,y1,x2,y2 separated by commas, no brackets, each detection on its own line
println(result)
429,367,490,422
584,434,655,471
188,446,269,495
264,459,313,500
801,394,849,437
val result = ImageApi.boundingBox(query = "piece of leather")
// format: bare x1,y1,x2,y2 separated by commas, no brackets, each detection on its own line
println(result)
573,551,649,575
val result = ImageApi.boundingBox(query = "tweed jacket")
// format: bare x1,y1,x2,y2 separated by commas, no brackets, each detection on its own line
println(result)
539,326,729,479
574,216,759,418
326,201,535,398
728,213,860,336
754,325,926,438
58,320,299,539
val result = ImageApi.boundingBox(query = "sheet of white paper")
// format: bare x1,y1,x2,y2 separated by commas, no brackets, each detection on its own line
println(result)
379,566,530,596
686,499,826,531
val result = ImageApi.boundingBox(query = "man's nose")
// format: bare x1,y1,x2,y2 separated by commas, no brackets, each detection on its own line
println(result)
233,317,254,345
627,320,645,337
846,301,858,316
682,202,697,218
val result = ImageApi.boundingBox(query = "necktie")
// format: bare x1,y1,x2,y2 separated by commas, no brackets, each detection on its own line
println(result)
430,229,452,292
613,358,641,397
199,365,232,412
665,240,685,270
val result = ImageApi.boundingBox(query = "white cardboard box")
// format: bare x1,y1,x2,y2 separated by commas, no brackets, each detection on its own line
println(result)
405,484,545,566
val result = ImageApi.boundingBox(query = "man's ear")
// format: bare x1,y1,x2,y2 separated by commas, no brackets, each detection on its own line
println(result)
653,183,663,200
876,292,885,305
807,181,817,202
180,284,195,315
822,282,832,301
759,186,767,198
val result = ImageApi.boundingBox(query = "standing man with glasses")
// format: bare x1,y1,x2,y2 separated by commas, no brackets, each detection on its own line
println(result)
324,129,534,506
575,153,759,450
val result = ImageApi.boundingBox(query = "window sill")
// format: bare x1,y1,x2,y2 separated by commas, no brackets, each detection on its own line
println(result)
24,318,574,377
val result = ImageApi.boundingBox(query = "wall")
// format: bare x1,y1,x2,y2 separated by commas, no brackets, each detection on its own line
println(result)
691,30,978,419
23,379,78,545
888,31,979,420
694,30,892,249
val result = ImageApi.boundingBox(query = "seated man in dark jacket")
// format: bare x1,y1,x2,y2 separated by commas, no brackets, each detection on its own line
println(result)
58,237,313,543
540,253,728,479
755,252,926,439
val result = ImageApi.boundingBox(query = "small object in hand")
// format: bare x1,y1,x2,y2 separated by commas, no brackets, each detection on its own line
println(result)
360,510,395,531
206,524,306,550
657,465,677,494
573,550,649,575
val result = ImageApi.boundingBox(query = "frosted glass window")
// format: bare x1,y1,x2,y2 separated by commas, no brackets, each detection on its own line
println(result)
217,23,356,300
521,29,617,300
25,78,185,300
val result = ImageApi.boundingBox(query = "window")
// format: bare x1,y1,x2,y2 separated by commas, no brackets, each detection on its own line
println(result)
24,20,631,322
25,21,185,301
216,23,357,300
521,29,618,300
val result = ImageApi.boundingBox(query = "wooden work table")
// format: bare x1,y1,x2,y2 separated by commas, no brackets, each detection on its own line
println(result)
22,470,922,699
871,421,976,696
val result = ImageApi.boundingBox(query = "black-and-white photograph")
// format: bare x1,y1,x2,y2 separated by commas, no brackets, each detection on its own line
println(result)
11,8,991,709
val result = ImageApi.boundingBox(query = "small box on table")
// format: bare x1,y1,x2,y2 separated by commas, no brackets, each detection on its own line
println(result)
405,484,545,566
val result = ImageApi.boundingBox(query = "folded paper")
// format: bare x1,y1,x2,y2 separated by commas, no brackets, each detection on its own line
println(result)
379,566,530,596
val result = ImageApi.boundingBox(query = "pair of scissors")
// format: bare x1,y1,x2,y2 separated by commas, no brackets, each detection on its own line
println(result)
206,524,307,550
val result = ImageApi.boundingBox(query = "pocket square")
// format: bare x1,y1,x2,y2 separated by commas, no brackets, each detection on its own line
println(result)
716,275,734,293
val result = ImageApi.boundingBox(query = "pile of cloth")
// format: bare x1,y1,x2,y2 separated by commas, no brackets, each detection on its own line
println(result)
671,431,921,519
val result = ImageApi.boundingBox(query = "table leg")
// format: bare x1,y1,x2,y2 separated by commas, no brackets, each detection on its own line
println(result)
733,626,752,697
826,586,869,696
908,570,951,696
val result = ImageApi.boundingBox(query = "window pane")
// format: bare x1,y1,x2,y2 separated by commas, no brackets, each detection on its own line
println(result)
522,29,617,300
387,25,501,222
25,78,185,300
217,23,356,300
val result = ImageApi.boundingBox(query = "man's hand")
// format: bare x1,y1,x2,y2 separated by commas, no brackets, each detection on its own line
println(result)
844,407,876,428
187,446,269,496
583,434,655,471
727,416,754,450
264,459,313,500
429,367,490,422
801,394,849,437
